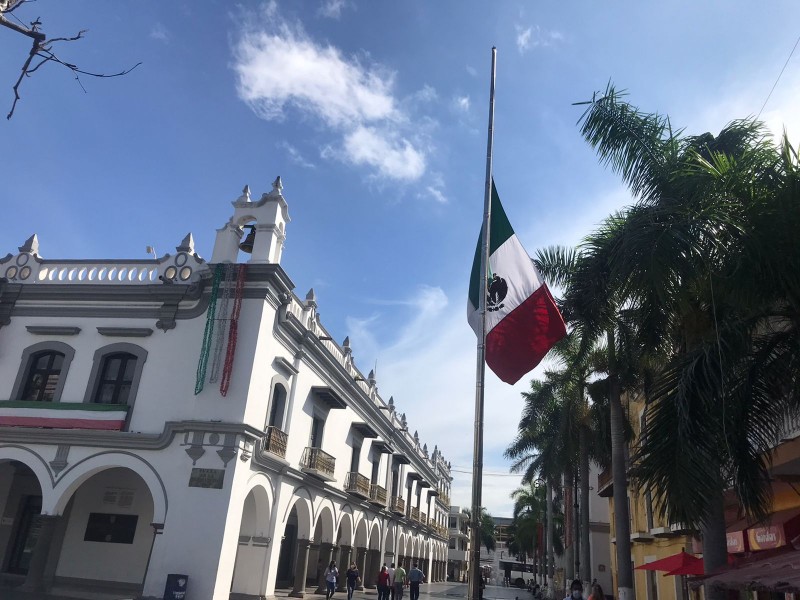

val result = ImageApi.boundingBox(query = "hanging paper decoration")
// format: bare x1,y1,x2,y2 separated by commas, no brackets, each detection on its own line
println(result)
209,263,235,383
195,264,224,395
220,263,247,397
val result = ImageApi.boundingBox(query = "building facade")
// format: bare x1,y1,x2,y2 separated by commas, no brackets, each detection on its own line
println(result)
447,506,470,582
0,180,452,599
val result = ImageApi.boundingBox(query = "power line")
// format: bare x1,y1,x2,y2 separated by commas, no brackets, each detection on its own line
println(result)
450,468,522,477
757,33,800,119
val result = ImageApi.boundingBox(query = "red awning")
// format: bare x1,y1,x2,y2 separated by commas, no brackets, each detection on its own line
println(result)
703,548,800,592
747,507,800,551
636,552,701,573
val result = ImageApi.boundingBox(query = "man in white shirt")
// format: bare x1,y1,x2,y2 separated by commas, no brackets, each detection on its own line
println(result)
388,563,396,600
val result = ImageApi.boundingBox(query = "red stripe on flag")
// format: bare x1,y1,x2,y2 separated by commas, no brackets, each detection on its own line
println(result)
485,284,566,384
0,416,125,430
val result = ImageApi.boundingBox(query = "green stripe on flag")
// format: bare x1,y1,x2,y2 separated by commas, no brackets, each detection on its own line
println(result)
468,181,515,310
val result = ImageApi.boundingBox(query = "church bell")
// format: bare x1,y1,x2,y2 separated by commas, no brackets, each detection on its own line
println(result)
238,225,256,254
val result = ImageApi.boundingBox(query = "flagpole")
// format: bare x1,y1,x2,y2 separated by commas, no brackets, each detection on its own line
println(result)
470,46,496,600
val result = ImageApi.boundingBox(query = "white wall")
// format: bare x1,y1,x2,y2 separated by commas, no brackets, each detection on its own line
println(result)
55,468,154,584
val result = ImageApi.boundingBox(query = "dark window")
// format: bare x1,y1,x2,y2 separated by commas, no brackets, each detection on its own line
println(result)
350,444,361,473
20,351,64,402
93,353,137,404
310,415,324,448
371,456,380,484
268,384,286,428
84,513,139,544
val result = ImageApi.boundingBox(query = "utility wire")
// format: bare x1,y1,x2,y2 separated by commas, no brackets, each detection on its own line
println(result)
757,33,800,119
451,468,522,477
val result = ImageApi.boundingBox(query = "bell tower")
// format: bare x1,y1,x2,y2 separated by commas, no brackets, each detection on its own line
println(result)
211,177,290,264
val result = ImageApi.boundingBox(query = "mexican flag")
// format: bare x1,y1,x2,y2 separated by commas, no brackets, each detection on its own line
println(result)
468,182,566,384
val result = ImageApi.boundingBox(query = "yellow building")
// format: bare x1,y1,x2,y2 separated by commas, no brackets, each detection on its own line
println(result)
598,394,696,600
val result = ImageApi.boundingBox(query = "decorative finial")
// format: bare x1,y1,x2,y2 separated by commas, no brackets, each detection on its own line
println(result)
388,396,395,412
235,185,251,204
368,369,376,385
414,430,419,444
400,413,407,429
176,232,195,254
423,443,428,457
271,176,283,195
18,234,39,255
305,288,316,307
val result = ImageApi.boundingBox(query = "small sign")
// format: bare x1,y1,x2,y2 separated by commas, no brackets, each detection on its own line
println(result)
189,468,225,489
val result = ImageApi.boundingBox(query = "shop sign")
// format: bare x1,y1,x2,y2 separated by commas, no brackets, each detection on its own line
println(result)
748,524,785,550
188,468,225,489
726,530,746,553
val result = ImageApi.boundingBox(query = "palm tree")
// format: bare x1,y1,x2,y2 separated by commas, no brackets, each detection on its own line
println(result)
463,507,496,553
575,84,800,598
536,245,640,599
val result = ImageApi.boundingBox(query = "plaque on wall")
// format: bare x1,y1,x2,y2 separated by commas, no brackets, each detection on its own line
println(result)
188,468,225,489
84,513,138,544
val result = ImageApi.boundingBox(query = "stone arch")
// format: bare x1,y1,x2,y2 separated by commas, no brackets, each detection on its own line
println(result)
353,515,368,549
314,505,336,544
384,525,395,557
0,445,54,509
337,511,354,548
51,451,166,522
231,482,273,596
368,522,381,550
283,492,313,539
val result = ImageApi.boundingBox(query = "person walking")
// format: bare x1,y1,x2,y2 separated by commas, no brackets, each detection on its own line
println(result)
564,579,584,600
393,562,407,600
378,565,391,600
407,563,425,600
345,562,360,600
324,561,339,600
589,584,604,600
388,563,396,600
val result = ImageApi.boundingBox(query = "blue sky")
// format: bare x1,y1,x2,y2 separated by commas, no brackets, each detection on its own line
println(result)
2,0,799,515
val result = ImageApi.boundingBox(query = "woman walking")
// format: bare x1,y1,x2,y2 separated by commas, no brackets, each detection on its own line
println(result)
378,565,391,600
324,561,339,600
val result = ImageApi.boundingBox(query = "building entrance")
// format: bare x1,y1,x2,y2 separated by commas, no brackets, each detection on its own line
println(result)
7,495,43,575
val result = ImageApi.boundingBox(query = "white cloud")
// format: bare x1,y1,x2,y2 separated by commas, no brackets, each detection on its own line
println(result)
466,65,478,77
233,6,430,183
340,126,426,181
516,24,564,54
424,186,448,204
453,95,470,113
277,141,316,168
150,22,169,43
318,0,351,20
344,285,542,515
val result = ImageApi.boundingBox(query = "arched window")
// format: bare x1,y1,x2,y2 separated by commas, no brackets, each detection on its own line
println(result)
93,353,137,404
267,383,287,429
20,350,65,402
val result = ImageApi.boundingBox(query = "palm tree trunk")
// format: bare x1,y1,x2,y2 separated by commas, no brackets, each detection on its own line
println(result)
702,477,728,600
608,329,634,600
564,467,574,585
546,480,554,585
579,427,591,586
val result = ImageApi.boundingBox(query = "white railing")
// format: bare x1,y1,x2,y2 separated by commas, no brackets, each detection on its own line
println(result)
34,262,162,285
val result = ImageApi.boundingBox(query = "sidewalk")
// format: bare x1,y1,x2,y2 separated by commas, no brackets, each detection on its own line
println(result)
0,581,535,600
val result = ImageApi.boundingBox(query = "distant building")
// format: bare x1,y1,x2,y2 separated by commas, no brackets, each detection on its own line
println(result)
447,506,470,582
0,180,453,599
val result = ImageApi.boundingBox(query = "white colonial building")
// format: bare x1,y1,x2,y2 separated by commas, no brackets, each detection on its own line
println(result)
0,179,453,599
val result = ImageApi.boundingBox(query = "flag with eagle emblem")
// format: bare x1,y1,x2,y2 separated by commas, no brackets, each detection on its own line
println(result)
467,181,566,384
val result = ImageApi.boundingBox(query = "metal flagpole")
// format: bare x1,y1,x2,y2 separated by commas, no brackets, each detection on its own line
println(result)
470,46,496,600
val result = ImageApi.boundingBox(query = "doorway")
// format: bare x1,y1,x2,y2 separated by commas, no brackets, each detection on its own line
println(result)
7,495,43,574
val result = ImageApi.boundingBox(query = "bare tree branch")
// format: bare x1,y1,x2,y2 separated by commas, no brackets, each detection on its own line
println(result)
1,7,140,119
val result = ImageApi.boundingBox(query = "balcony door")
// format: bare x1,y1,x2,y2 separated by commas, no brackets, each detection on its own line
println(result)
310,416,324,448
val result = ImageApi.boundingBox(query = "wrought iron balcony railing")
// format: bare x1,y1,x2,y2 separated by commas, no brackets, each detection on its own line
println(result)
390,496,405,515
261,426,288,459
411,506,421,522
344,472,371,498
300,447,335,480
369,484,388,507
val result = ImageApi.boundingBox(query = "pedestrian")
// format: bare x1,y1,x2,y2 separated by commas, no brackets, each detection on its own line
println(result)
564,579,583,600
589,584,604,600
393,562,407,600
378,565,391,600
388,563,396,600
345,562,360,600
479,576,485,600
324,561,339,600
408,563,425,600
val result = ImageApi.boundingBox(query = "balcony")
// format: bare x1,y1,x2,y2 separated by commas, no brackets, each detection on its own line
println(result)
650,527,677,538
344,472,371,499
411,506,421,523
261,426,288,459
390,496,405,515
0,400,128,430
630,530,655,543
369,484,388,507
421,512,428,526
438,491,450,506
300,447,336,481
